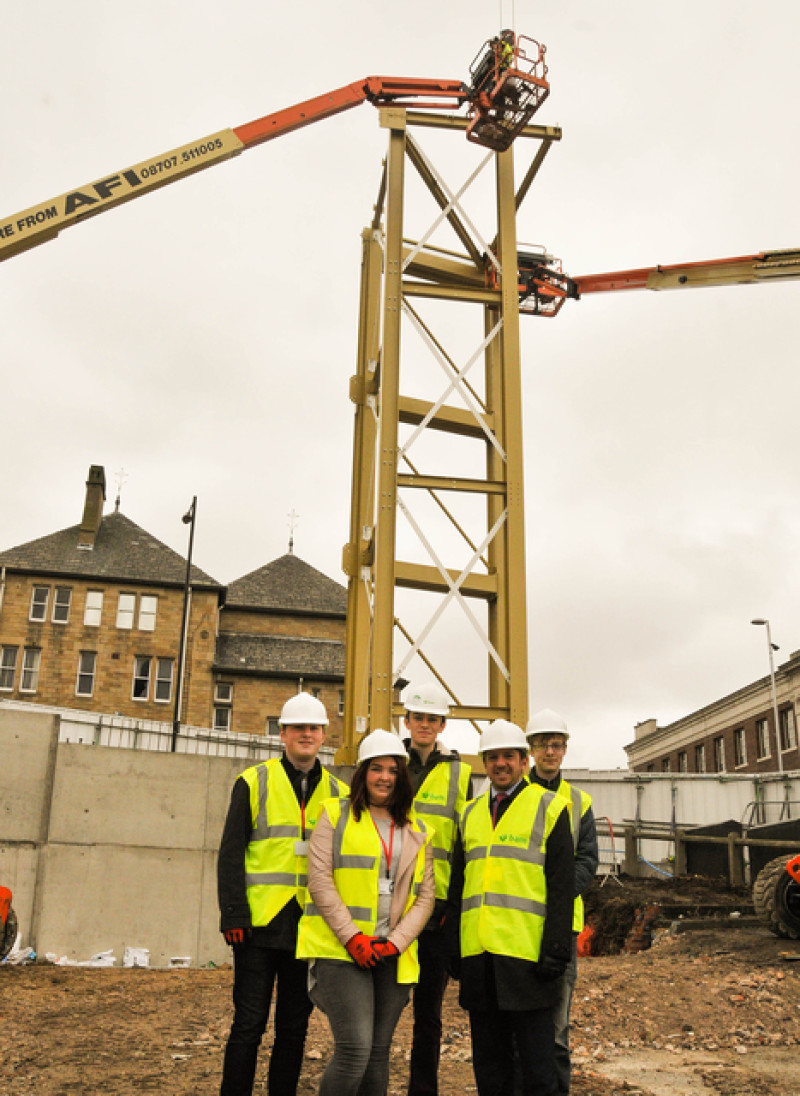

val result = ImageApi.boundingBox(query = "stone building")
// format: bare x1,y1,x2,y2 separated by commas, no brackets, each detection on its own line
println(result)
626,650,800,775
0,466,346,745
214,553,346,744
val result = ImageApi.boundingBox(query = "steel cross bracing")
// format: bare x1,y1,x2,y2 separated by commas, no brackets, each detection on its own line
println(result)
338,107,562,762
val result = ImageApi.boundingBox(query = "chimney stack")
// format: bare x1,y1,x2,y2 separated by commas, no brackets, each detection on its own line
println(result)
78,465,107,550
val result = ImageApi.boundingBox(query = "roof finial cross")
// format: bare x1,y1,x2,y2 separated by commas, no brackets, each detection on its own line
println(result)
287,508,299,554
114,468,128,513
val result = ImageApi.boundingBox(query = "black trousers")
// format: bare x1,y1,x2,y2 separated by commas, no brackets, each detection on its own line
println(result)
407,929,450,1095
469,1003,557,1096
220,942,312,1096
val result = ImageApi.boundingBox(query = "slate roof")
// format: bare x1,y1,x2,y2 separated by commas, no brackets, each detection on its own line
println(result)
215,632,345,679
225,553,346,616
0,511,222,590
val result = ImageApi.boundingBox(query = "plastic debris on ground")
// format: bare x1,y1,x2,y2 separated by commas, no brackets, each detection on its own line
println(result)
1,933,36,965
45,948,117,967
123,946,150,968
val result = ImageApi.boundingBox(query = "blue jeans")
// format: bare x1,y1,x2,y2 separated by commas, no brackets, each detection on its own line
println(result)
311,957,410,1096
220,943,312,1096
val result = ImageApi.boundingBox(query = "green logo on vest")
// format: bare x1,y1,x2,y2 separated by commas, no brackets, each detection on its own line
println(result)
497,833,528,846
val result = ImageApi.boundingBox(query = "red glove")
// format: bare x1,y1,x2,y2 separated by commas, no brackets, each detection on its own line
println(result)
223,928,247,946
371,938,399,961
345,933,379,969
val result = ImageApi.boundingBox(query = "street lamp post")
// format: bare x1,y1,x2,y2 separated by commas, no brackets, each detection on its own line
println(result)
751,618,784,775
172,497,197,753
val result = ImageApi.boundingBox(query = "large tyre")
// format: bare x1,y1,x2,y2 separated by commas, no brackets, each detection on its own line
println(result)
753,854,800,940
0,906,18,960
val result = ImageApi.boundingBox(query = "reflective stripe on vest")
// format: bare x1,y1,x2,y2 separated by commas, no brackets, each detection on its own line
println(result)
242,760,348,927
558,778,592,933
413,760,470,901
459,783,566,963
297,798,429,983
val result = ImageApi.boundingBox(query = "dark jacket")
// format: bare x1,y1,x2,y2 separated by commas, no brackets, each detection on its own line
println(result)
217,755,325,949
530,770,599,902
449,778,575,1011
404,740,474,930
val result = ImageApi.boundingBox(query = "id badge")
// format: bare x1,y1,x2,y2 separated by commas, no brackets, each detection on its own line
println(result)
294,840,310,856
378,877,394,896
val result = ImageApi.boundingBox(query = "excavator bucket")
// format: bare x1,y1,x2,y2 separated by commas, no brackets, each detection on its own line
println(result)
466,33,550,152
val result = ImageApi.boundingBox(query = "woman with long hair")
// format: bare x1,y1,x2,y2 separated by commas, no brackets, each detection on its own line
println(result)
297,728,435,1095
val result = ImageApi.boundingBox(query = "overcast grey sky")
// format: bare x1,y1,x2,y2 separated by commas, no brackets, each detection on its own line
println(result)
2,2,799,768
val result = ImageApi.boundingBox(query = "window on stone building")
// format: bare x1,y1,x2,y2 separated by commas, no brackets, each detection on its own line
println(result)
117,593,136,629
76,652,97,697
338,690,345,717
20,648,41,692
0,646,18,690
154,658,173,703
132,656,151,700
661,758,671,773
214,684,233,732
138,595,158,632
214,707,231,732
755,718,770,760
713,736,725,773
733,727,747,767
52,587,72,623
29,586,49,621
267,718,281,735
694,743,706,773
678,751,688,773
779,707,797,752
84,590,104,626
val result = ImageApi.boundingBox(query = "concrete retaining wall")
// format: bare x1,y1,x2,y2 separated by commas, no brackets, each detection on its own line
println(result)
1,707,244,967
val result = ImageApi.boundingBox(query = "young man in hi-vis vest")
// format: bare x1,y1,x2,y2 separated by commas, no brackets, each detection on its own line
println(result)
400,682,472,1096
217,692,349,1096
526,709,598,1095
450,720,574,1096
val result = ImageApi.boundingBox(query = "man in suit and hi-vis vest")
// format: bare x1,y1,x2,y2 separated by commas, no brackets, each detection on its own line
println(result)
526,709,598,1095
217,692,349,1096
450,719,574,1096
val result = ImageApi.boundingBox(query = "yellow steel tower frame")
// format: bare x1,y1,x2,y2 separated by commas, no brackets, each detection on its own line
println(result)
339,108,561,761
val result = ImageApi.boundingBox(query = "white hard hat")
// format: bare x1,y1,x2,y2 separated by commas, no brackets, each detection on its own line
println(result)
402,681,451,717
279,692,329,727
526,708,569,741
357,729,409,764
479,719,529,754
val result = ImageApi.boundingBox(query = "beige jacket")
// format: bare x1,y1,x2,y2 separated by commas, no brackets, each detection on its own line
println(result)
307,807,435,954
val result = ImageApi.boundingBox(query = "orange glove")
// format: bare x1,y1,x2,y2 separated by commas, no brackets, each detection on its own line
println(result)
371,938,399,961
345,932,379,969
223,928,248,946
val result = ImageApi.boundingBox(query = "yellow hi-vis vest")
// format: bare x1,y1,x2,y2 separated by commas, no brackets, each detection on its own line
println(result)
557,779,592,933
460,782,567,963
242,759,348,928
297,798,430,983
413,759,471,901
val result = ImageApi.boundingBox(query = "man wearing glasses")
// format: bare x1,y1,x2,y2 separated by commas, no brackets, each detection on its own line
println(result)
526,710,598,1095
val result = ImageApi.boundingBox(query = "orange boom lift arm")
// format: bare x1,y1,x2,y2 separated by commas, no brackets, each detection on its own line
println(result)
0,35,551,264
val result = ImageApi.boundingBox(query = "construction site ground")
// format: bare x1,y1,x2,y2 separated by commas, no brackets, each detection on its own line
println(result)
2,876,799,1095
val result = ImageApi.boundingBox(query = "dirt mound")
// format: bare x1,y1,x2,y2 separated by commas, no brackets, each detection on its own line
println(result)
583,873,752,955
1,878,797,1096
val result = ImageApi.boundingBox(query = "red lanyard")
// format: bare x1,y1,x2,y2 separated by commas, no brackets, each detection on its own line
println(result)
372,816,395,878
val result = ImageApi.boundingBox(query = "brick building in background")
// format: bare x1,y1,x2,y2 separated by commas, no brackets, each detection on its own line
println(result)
626,651,800,775
0,466,346,746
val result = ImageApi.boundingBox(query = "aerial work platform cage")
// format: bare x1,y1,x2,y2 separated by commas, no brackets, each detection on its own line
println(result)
338,107,562,762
